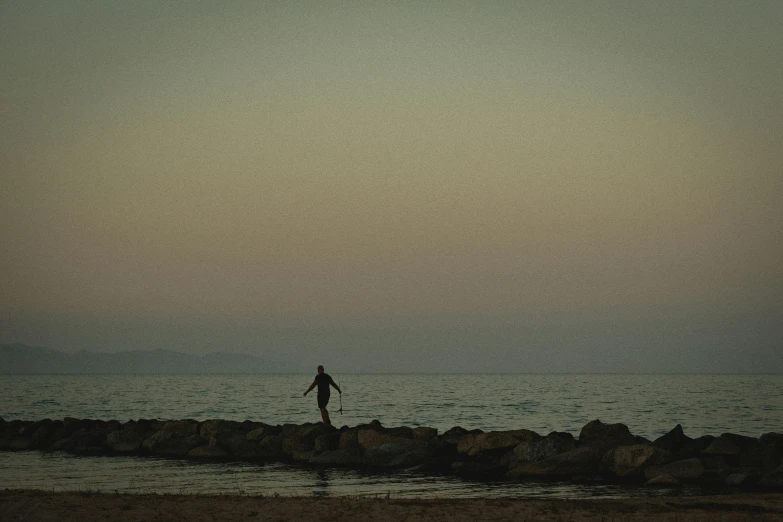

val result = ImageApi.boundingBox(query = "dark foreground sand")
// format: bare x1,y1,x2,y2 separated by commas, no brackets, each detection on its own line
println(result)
2,490,783,521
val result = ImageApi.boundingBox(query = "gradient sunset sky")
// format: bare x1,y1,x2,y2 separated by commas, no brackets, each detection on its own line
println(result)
2,1,781,372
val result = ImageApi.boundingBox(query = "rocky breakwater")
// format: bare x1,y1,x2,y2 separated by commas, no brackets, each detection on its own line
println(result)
1,416,782,490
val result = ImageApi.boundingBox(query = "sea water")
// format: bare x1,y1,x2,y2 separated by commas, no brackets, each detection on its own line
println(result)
1,373,781,497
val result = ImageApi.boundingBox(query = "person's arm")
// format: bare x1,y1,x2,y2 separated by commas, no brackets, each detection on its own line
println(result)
330,377,341,394
304,380,317,396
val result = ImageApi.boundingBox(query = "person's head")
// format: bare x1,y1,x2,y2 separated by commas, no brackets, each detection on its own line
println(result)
317,365,324,374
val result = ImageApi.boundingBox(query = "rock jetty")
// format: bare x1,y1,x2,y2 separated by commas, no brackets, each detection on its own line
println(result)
2,417,782,490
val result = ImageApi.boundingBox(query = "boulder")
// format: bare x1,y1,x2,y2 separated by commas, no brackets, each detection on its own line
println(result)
605,444,672,477
63,417,90,436
1,437,33,451
255,434,285,460
645,458,705,482
143,431,206,457
457,429,538,457
29,420,66,449
412,427,438,441
120,420,163,441
759,433,783,470
222,433,273,459
53,428,108,455
200,420,244,445
704,433,765,468
106,430,145,453
442,426,473,445
187,445,229,459
314,432,341,453
161,420,200,437
759,465,783,488
384,426,413,439
280,423,335,456
339,430,361,450
309,448,363,467
508,446,600,477
292,450,316,462
702,436,741,457
653,424,692,454
679,435,716,458
701,455,731,472
510,432,574,466
246,428,267,442
295,423,335,441
364,443,426,469
357,429,424,451
578,420,637,455
425,427,475,462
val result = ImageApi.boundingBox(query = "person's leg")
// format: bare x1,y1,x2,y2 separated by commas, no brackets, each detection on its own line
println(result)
320,408,331,425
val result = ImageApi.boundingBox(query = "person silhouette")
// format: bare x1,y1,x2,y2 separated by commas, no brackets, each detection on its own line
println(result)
303,365,341,425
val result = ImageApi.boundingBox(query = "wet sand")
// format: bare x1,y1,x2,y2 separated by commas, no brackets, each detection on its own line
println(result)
2,490,782,521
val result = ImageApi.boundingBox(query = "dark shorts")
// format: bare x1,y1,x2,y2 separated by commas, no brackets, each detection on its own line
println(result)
317,394,330,409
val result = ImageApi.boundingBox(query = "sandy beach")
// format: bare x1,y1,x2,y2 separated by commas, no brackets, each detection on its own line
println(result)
2,490,783,521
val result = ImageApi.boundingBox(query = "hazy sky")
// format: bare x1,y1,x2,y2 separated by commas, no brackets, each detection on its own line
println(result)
1,1,781,372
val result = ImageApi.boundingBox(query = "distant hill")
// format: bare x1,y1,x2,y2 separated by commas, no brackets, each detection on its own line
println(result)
0,344,306,374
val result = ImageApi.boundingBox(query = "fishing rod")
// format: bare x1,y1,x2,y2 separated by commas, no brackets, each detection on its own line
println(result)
338,379,343,415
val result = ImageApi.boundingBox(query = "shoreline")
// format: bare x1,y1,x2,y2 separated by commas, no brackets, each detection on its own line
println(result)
3,489,783,521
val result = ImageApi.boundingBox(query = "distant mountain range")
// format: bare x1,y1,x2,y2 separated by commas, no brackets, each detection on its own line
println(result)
0,344,306,374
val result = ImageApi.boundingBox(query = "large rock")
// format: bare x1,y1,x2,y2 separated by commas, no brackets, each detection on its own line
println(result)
106,430,145,453
219,433,272,459
604,444,672,477
412,427,438,441
442,426,474,445
187,445,229,459
143,431,206,457
510,432,574,466
645,458,705,482
52,428,108,455
759,465,783,488
508,446,600,477
653,424,692,454
680,435,716,458
424,428,474,468
578,420,637,454
357,429,424,451
457,429,538,457
200,420,245,445
28,420,66,449
280,423,336,456
254,434,285,460
246,428,267,441
384,426,413,439
364,443,429,469
62,417,90,436
759,433,783,470
309,448,363,467
314,432,341,453
702,436,741,457
161,420,200,437
703,433,765,468
1,437,34,451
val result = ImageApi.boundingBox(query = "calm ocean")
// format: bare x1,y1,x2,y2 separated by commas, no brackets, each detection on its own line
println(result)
2,374,781,497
